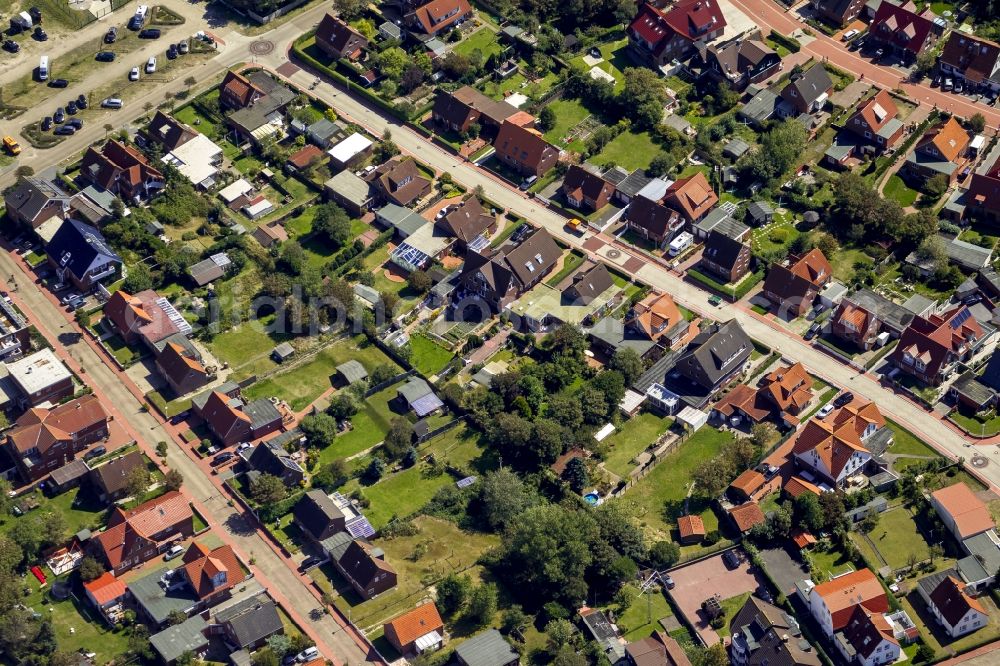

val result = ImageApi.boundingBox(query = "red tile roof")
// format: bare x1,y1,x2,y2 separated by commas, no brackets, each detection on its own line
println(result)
784,475,822,498
870,2,935,56
182,542,245,600
847,89,898,137
410,0,472,35
630,292,684,342
840,606,898,659
677,514,706,539
200,391,251,441
629,0,726,55
8,394,108,456
84,571,128,605
662,172,718,222
892,305,983,380
792,399,884,480
729,502,766,533
385,602,444,648
288,144,324,170
95,491,192,568
730,469,767,497
916,116,970,163
812,568,888,630
220,71,264,108
931,482,995,539
760,362,812,415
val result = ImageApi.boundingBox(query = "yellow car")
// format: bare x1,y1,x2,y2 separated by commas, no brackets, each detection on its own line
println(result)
3,136,20,155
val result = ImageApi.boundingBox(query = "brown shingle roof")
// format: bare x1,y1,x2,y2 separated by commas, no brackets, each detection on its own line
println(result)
493,120,559,174
929,576,987,627
182,543,245,600
941,33,1000,85
436,197,494,243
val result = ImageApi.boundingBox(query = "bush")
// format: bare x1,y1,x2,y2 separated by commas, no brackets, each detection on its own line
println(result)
704,530,720,545
768,30,801,53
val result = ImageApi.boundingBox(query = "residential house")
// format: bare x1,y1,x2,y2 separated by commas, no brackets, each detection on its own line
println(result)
4,177,69,229
454,629,519,666
325,170,373,216
7,348,74,407
939,33,1000,95
890,305,983,385
219,597,284,651
662,172,718,224
88,450,146,502
83,572,128,626
180,542,246,606
454,227,562,312
140,111,197,152
161,134,224,189
918,571,989,639
104,289,181,347
931,482,996,542
869,2,937,63
293,489,346,542
697,37,781,91
807,568,889,636
316,14,368,60
762,248,832,317
625,631,692,666
155,338,211,396
625,195,683,248
493,120,559,178
384,601,445,656
371,156,432,207
46,218,122,290
700,230,752,283
150,615,209,664
728,502,766,534
845,89,905,152
672,319,753,400
779,64,833,116
434,197,496,251
730,595,820,666
330,537,398,600
967,150,1000,223
791,399,886,486
252,221,290,248
195,389,283,447
628,0,727,69
0,297,30,361
831,297,882,351
431,86,519,137
715,361,813,429
246,438,304,486
628,292,690,349
91,490,194,574
219,70,266,110
728,470,770,504
80,140,165,203
811,0,866,27
693,207,750,241
834,605,900,666
396,377,444,418
561,165,615,212
677,514,705,545
5,394,109,482
903,116,970,184
407,0,473,36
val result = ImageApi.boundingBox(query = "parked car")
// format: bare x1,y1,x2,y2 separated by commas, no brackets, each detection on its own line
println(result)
67,118,83,129
817,404,835,419
943,77,954,92
166,45,177,59
874,48,884,59
47,78,68,88
295,648,319,663
804,322,821,340
105,27,117,43
955,81,964,93
96,51,115,62
41,116,52,131
53,107,65,123
84,446,107,460
129,66,139,81
723,550,741,570
297,556,324,573
60,292,81,305
163,544,184,561
76,94,87,108
236,442,251,454
33,27,47,41
177,40,189,54
211,451,234,467
101,97,123,108
842,29,859,41
67,296,85,309
588,46,601,58
833,392,855,408
708,294,723,307
3,40,19,53
145,56,156,73
66,101,77,114
138,28,161,39
54,125,75,136
663,574,675,589
518,175,537,191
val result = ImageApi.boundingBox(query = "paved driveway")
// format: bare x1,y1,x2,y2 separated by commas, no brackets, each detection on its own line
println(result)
759,545,810,597
667,550,765,645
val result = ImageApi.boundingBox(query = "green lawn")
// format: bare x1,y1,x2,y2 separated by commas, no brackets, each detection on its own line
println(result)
886,419,940,457
950,411,1000,437
103,332,138,366
569,38,630,91
453,27,502,59
542,98,591,148
546,251,586,287
851,507,948,572
807,545,856,580
616,585,674,641
318,383,401,463
601,413,673,478
343,466,457,529
409,333,455,376
0,485,108,540
208,316,292,381
625,427,734,539
829,247,872,283
595,130,661,171
716,593,751,638
901,589,1000,660
244,335,399,411
884,175,919,207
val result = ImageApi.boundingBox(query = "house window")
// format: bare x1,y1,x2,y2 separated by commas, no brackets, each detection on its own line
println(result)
915,359,926,371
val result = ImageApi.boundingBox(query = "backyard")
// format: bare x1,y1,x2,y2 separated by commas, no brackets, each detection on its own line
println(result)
408,333,455,377
453,27,503,60
850,506,950,573
883,175,920,207
615,585,675,641
594,130,662,171
600,413,673,478
317,382,401,463
542,98,591,150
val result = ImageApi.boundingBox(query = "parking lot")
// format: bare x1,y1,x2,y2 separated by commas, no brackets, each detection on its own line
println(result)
667,549,767,645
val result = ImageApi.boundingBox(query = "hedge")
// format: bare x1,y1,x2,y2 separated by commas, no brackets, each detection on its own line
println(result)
687,268,764,301
768,30,801,53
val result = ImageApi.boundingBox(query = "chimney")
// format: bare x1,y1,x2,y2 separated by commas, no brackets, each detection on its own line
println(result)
782,634,790,643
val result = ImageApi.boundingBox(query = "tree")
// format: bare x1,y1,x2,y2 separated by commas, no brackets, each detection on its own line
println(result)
924,173,949,199
375,47,409,81
564,457,589,494
164,468,183,492
914,643,935,663
122,262,153,293
969,112,987,133
124,465,151,500
333,0,365,20
384,417,414,459
249,473,287,505
750,422,777,450
166,609,188,627
609,348,643,385
501,605,528,636
266,634,291,658
312,203,352,247
156,441,169,457
621,67,668,128
929,543,944,564
300,413,339,448
407,270,432,293
363,457,385,483
351,18,376,40
437,573,470,616
794,493,824,533
128,624,154,661
860,512,879,534
694,643,729,666
647,152,674,177
545,619,574,651
740,119,807,184
538,106,556,132
78,556,105,582
647,541,680,569
252,648,279,666
693,456,734,497
914,49,936,78
313,459,349,490
466,583,498,627
371,364,397,385
906,552,919,572
478,469,539,531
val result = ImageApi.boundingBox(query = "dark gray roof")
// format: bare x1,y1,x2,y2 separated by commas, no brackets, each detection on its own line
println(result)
224,598,283,648
946,237,993,270
192,381,239,411
601,166,630,187
740,89,779,125
703,230,749,272
917,568,960,600
294,489,344,539
377,204,426,237
243,398,281,430
957,555,990,584
615,169,653,198
952,370,997,407
979,352,1000,392
131,569,199,626
5,177,67,222
90,450,145,496
587,317,656,357
320,531,354,560
150,615,208,664
454,629,519,666
730,595,819,666
961,531,1000,579
845,289,914,333
46,218,122,282
747,201,774,221
674,320,753,390
696,208,750,240
723,138,751,159
336,360,369,384
49,458,90,487
784,64,833,108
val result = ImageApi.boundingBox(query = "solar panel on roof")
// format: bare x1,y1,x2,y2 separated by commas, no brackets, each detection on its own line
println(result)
951,308,972,329
456,476,477,489
346,515,375,539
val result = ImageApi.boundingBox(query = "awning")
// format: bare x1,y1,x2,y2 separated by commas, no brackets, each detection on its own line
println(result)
415,631,442,652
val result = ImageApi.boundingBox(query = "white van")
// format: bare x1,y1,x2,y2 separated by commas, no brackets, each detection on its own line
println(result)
146,56,156,73
130,5,148,29
38,55,48,81
668,231,694,257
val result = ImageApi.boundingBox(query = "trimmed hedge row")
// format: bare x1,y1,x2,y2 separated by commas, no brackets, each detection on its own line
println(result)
687,268,764,301
768,30,802,53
